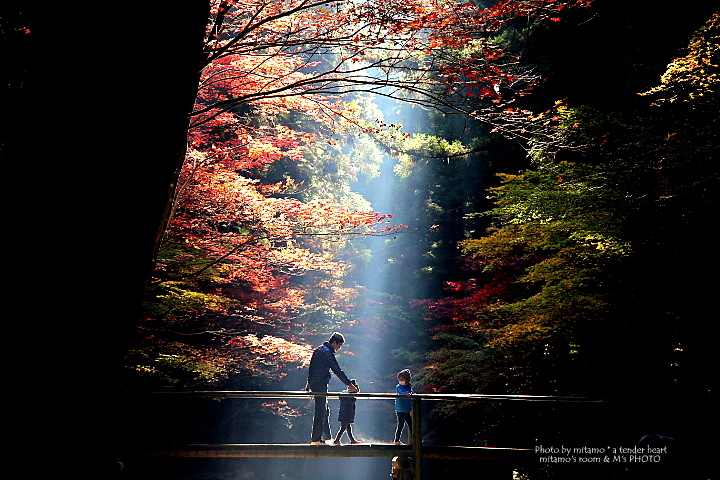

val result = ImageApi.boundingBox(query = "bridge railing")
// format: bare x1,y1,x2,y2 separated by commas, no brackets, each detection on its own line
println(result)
144,390,597,401
135,390,602,480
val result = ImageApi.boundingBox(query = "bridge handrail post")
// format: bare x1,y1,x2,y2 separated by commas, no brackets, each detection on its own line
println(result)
411,395,422,480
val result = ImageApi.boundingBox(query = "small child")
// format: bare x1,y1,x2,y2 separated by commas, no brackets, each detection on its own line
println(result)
394,369,414,444
334,379,361,445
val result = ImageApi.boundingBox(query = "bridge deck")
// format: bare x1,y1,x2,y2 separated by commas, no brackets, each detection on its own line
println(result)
141,443,533,461
132,392,585,479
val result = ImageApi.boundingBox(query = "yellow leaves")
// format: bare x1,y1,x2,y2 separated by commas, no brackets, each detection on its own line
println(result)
157,283,235,317
639,12,719,105
492,172,526,186
485,318,551,350
521,255,576,285
460,227,527,264
569,232,631,257
453,160,628,358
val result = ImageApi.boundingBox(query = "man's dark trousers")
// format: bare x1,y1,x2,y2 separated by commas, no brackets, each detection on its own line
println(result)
309,379,331,442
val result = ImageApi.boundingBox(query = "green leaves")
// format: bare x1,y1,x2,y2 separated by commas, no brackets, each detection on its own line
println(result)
421,150,635,393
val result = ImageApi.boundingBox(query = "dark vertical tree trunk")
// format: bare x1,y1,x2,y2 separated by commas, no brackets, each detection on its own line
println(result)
4,2,208,478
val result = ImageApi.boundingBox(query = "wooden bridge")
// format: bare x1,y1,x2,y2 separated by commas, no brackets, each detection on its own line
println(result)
137,391,601,480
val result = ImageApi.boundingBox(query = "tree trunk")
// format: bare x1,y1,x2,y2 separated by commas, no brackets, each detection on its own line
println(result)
4,2,209,478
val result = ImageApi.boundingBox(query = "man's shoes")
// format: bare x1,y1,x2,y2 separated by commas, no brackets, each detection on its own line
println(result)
393,441,404,445
350,440,361,444
310,441,324,445
333,440,342,445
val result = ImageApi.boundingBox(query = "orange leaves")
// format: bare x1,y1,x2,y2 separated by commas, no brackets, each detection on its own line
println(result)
142,0,601,387
189,122,314,173
172,97,403,310
195,0,596,128
215,334,317,384
234,334,314,369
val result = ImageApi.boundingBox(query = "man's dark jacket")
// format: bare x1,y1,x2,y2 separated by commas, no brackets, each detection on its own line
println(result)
307,342,351,386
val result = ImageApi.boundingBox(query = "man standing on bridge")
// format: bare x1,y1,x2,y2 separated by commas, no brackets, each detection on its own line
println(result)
305,332,358,445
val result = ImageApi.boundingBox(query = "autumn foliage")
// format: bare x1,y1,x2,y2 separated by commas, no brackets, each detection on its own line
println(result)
129,0,598,387
416,11,718,400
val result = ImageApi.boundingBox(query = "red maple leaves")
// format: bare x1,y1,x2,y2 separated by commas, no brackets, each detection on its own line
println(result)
138,0,596,386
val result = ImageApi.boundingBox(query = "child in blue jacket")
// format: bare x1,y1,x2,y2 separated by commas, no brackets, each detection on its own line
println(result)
394,369,414,444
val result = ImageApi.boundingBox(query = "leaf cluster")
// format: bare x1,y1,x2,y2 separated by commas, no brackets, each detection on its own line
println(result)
417,10,719,399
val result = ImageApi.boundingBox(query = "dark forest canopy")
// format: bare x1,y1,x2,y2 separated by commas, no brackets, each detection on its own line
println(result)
3,2,717,480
